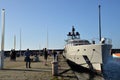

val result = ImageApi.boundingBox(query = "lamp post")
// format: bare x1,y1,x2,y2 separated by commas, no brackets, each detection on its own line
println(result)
0,9,5,69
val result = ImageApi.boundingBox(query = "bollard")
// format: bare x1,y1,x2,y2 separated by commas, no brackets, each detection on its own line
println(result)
51,61,58,76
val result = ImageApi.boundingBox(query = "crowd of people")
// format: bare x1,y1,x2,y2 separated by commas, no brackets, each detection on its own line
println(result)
8,48,60,68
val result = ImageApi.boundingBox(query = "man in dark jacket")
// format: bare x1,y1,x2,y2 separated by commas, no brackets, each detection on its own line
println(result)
24,48,31,68
43,48,48,65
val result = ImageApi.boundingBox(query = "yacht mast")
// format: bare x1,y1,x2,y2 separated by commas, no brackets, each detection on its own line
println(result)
99,5,101,41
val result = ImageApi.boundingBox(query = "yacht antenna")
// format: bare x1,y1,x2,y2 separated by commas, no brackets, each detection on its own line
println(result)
72,26,75,39
99,5,101,41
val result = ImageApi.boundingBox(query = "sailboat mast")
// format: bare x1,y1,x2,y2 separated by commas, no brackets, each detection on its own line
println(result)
39,43,41,52
20,28,21,54
47,27,49,49
99,5,101,41
14,35,16,49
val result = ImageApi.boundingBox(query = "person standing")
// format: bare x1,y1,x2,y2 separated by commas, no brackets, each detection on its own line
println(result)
10,49,16,61
12,49,16,61
43,48,48,65
24,48,31,68
10,49,13,61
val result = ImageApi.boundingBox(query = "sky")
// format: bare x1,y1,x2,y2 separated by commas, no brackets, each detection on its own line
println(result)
0,0,120,50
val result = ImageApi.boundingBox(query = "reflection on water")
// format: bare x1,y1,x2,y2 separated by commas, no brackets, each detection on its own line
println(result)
103,57,120,80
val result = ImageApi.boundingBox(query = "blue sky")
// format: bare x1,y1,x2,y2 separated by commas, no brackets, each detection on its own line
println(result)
0,0,120,50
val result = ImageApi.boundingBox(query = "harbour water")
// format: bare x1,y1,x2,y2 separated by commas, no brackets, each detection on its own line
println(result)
76,56,120,80
102,57,120,80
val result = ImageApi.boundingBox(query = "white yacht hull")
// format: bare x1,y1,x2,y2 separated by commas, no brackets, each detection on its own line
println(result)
63,44,112,71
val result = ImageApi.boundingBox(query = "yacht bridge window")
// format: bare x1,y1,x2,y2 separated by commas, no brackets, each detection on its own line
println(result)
67,40,90,46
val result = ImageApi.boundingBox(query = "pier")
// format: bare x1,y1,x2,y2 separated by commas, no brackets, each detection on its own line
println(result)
0,53,103,80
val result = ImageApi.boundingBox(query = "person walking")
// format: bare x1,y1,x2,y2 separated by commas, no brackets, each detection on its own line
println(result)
24,48,31,68
43,48,48,65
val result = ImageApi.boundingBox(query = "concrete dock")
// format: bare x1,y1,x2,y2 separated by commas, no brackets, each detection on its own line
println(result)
0,54,103,80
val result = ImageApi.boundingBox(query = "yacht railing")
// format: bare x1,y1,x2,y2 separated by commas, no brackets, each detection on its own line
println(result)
92,37,112,45
99,38,112,44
